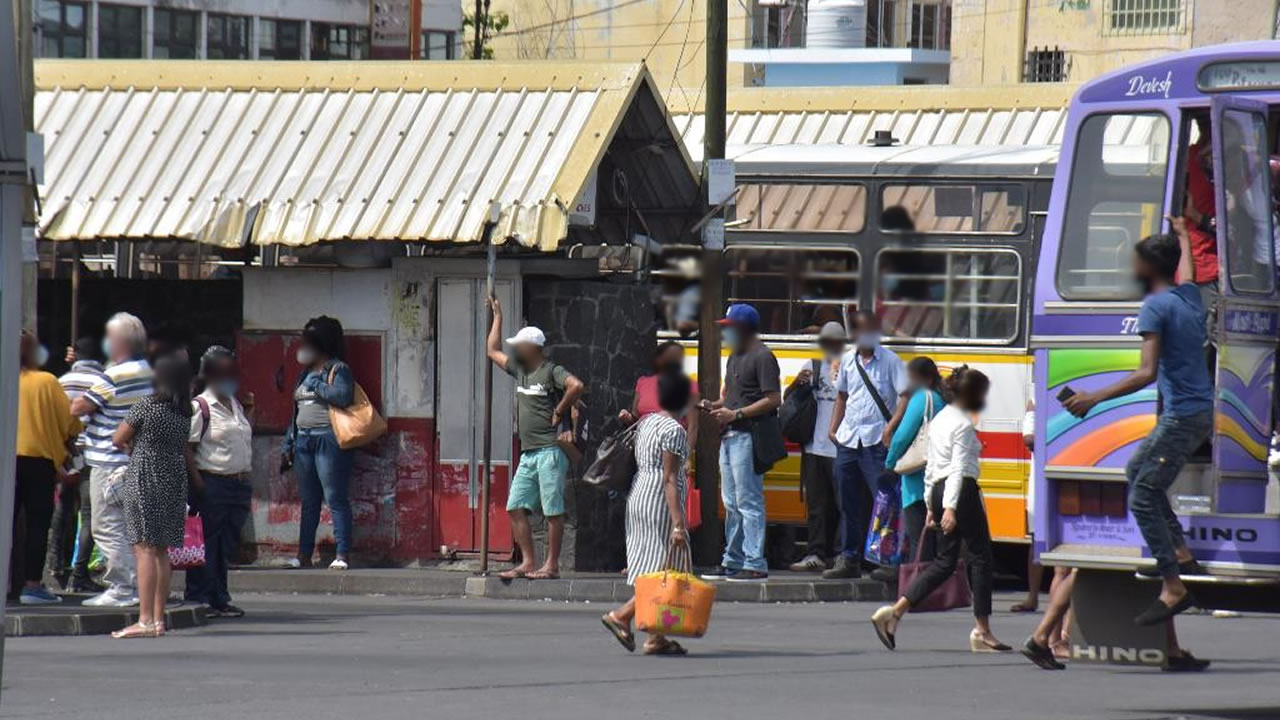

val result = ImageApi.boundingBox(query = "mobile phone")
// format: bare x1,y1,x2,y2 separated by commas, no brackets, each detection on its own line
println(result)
1056,386,1076,403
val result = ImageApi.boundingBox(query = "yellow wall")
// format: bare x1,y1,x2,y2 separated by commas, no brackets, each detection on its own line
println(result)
951,0,1278,86
487,0,753,114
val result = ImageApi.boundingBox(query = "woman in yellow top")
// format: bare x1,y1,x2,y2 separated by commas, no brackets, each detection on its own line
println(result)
15,330,82,605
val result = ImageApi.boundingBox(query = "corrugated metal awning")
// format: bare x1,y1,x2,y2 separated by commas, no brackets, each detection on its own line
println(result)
672,84,1079,161
35,60,694,251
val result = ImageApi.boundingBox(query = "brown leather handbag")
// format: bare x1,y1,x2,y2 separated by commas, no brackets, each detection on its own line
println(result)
327,366,387,450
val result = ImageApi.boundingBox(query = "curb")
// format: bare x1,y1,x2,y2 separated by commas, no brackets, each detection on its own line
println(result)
215,569,890,604
463,576,891,603
6,605,207,637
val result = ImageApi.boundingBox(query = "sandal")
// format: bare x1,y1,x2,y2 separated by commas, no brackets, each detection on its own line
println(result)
601,613,636,652
112,622,155,639
498,568,529,580
528,570,560,580
643,639,687,656
1009,602,1038,613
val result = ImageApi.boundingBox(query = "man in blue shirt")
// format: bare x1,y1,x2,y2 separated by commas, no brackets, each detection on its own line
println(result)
1064,218,1213,671
824,311,907,579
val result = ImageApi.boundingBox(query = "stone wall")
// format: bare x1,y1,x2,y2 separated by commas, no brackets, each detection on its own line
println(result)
524,278,657,572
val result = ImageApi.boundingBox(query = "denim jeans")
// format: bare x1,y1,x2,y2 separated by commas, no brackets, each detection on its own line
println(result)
295,429,354,557
186,472,253,608
835,443,889,561
1126,410,1214,578
719,431,767,572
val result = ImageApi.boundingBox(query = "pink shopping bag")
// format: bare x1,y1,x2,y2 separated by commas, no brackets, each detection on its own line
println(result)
169,514,206,570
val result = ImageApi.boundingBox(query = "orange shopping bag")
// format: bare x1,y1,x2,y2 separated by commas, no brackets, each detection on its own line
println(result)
634,568,717,638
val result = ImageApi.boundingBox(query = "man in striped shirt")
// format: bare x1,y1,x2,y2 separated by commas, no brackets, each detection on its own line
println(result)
70,313,153,607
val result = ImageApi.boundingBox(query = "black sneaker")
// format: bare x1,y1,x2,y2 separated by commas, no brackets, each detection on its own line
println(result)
726,570,768,583
822,556,861,580
69,575,106,594
869,566,898,583
1134,593,1195,626
700,566,739,581
1137,559,1207,578
1163,650,1211,672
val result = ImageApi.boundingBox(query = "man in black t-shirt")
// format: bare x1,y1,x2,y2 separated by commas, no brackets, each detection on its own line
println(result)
698,304,781,582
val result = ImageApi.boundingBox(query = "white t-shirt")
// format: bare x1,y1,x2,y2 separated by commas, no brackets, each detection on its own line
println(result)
925,404,981,510
805,358,840,459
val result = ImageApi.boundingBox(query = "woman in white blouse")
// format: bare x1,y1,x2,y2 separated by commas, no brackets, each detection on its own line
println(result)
871,366,1009,653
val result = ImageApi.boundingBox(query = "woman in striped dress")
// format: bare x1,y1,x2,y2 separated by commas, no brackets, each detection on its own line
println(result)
601,370,692,655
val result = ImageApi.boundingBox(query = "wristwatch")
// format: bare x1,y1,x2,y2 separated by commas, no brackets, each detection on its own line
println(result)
734,409,745,422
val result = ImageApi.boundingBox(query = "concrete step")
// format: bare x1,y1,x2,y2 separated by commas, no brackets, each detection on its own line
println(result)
209,567,890,604
6,602,207,637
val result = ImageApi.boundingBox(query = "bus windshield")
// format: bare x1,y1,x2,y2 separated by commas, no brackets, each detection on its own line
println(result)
1056,112,1171,300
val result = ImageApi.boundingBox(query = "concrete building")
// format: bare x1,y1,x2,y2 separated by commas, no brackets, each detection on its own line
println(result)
951,0,1280,85
33,0,463,60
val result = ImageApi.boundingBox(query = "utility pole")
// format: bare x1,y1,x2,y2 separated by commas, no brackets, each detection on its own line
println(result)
471,0,485,58
693,0,727,568
17,0,33,333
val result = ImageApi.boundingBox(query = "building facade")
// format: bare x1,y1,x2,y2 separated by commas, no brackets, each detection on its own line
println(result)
33,0,463,60
951,0,1280,85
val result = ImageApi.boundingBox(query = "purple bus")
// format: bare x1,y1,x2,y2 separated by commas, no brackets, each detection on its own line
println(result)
1032,42,1280,664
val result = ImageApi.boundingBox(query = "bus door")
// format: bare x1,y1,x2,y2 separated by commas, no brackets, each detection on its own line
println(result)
1207,96,1279,515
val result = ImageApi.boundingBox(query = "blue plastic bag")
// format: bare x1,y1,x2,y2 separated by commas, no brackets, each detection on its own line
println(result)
864,475,904,567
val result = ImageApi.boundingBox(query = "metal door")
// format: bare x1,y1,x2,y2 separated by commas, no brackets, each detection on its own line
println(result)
436,277,516,551
1208,96,1279,510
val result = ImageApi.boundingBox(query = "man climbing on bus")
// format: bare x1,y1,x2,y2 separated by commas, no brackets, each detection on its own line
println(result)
1063,217,1212,672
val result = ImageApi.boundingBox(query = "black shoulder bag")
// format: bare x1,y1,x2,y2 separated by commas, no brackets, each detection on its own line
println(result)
779,359,822,444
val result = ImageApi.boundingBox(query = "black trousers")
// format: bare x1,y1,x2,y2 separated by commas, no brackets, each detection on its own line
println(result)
185,472,252,609
45,475,94,581
801,452,839,559
901,499,936,564
14,457,56,585
903,478,993,618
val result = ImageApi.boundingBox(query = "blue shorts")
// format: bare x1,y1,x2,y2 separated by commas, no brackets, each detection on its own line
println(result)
507,446,568,516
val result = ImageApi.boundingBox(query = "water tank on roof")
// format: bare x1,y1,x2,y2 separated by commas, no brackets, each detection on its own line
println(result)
806,0,867,49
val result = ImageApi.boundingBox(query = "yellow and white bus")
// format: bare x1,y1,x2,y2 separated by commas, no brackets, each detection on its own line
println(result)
654,142,1057,551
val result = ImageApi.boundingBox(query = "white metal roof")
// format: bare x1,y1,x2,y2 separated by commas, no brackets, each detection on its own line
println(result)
728,143,1062,177
35,60,693,250
671,84,1080,162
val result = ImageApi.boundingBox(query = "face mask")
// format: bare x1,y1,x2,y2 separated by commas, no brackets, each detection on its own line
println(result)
721,327,741,351
855,331,881,351
34,345,49,368
214,379,239,398
101,338,113,359
296,347,317,366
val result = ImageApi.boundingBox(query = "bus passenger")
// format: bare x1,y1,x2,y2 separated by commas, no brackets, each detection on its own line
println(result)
788,322,845,572
823,311,908,580
1183,116,1219,294
871,367,1009,653
1062,218,1212,672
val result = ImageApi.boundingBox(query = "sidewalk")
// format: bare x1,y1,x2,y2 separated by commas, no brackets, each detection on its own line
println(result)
209,567,891,604
5,600,207,637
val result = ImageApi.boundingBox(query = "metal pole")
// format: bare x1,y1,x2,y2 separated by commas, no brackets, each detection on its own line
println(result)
478,203,500,575
0,0,29,693
471,0,483,59
693,0,727,568
70,241,80,346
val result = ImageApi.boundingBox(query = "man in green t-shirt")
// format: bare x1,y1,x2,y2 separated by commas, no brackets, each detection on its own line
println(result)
486,296,584,580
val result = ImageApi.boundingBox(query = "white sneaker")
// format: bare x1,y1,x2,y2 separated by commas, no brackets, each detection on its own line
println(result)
789,554,826,572
282,557,303,569
82,590,139,608
329,558,349,571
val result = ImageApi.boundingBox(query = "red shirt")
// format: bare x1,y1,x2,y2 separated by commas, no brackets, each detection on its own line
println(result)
633,374,698,427
1185,143,1219,284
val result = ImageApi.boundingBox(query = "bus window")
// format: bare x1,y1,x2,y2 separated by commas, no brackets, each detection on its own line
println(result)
735,183,867,233
652,248,703,337
1218,108,1275,294
724,247,860,336
1056,112,1171,299
877,248,1021,344
879,183,1027,234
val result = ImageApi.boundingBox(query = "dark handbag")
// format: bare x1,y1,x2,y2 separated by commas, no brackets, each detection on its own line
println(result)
779,359,821,444
749,412,788,475
583,423,637,492
898,525,972,613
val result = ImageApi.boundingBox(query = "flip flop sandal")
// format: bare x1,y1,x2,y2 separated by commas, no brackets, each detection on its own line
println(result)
528,570,560,580
601,613,636,652
1009,602,1038,613
644,639,688,656
498,569,528,581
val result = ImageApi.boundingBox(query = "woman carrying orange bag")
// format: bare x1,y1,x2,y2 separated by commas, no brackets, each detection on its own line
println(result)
601,370,695,655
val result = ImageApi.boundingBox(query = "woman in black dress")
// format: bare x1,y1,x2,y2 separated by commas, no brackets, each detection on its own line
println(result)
112,356,201,638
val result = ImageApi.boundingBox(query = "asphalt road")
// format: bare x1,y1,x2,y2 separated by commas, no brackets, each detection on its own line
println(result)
2,593,1279,720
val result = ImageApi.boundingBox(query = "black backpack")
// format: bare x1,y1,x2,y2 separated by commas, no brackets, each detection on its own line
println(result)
779,359,822,444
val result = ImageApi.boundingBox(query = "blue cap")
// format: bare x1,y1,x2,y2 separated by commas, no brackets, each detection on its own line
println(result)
718,303,760,330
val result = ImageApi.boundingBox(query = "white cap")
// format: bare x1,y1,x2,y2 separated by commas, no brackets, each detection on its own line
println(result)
505,326,546,347
817,321,847,341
